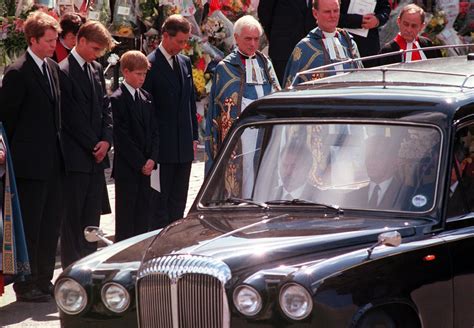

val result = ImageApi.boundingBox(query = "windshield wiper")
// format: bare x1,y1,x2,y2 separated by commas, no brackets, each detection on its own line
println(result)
209,197,269,209
266,199,343,214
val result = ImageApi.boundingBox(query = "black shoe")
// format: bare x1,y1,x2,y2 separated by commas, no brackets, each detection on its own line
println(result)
16,288,51,302
38,282,54,297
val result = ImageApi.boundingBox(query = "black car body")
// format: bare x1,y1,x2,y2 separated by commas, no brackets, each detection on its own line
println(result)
55,55,474,328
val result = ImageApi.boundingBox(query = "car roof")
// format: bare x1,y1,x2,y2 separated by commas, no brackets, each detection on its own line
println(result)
241,55,474,125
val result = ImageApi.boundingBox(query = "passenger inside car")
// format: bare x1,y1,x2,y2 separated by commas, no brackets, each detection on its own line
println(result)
345,135,410,210
272,140,314,201
447,126,474,217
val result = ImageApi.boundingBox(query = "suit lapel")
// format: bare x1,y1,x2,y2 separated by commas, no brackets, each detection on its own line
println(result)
379,177,403,208
175,55,184,86
121,84,145,131
155,50,179,89
70,56,92,100
26,53,54,102
89,63,101,111
45,58,61,132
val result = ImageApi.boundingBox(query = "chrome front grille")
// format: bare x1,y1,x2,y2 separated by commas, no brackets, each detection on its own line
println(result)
138,274,173,328
137,255,232,328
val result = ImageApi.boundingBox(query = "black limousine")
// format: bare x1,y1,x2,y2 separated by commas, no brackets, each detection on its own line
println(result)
55,53,474,328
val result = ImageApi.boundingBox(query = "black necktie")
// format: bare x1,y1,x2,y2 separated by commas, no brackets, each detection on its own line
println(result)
83,63,92,85
368,185,380,208
172,56,182,84
134,90,144,121
134,90,139,102
42,62,52,97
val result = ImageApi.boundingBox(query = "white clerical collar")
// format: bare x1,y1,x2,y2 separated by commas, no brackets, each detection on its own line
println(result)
239,49,264,85
158,43,173,68
237,48,256,59
122,80,138,98
27,47,46,71
322,31,337,38
71,47,87,68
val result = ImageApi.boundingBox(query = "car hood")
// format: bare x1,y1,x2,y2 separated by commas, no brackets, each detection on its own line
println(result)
142,211,432,272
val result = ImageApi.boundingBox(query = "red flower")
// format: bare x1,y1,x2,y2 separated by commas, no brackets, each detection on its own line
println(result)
196,57,206,71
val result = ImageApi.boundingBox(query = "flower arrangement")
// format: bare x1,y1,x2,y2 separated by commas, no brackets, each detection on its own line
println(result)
221,0,251,21
0,5,58,68
183,37,212,99
423,11,448,39
138,0,159,28
0,16,27,61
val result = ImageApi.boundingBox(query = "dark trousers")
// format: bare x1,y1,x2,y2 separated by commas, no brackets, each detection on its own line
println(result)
115,175,154,242
13,172,63,293
151,162,192,229
60,171,104,269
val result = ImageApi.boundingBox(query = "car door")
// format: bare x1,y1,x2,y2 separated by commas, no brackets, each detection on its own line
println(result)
445,122,474,328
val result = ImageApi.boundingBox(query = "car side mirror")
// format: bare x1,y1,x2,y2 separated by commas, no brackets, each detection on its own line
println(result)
366,231,401,259
84,226,113,246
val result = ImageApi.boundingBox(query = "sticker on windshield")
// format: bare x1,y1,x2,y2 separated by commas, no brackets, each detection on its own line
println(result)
412,195,427,208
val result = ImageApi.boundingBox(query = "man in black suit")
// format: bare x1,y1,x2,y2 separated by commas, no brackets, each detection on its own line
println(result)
379,4,441,66
447,136,474,217
143,14,199,228
272,140,315,201
338,0,391,67
111,51,159,241
346,135,408,210
0,11,64,302
59,21,114,269
258,0,316,83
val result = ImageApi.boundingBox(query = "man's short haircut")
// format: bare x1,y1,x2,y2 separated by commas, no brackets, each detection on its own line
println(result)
59,12,86,38
234,15,263,36
162,14,191,37
120,50,150,72
313,0,341,10
24,11,61,46
77,20,115,51
399,4,425,23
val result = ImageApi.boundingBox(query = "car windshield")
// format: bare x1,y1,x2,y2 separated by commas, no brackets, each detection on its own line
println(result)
201,123,441,213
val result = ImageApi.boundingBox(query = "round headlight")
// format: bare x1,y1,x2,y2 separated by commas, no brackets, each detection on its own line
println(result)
279,283,313,320
233,285,262,316
55,278,88,315
101,283,130,313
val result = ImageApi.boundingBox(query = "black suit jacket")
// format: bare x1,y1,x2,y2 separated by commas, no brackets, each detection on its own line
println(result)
143,50,198,164
0,53,63,179
339,0,391,60
111,84,159,182
447,176,474,217
379,36,442,66
59,55,113,173
345,176,408,210
258,0,315,80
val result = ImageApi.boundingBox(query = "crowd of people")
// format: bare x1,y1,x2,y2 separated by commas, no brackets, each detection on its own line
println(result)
0,0,442,302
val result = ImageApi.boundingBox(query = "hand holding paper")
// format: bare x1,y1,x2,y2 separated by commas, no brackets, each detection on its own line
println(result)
346,0,377,37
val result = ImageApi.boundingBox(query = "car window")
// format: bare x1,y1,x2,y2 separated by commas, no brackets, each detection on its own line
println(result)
447,124,474,217
201,123,441,213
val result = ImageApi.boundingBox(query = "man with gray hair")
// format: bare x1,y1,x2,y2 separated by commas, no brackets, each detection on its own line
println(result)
205,15,280,174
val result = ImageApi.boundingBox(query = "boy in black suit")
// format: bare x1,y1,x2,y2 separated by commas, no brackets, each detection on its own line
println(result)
111,51,159,241
59,21,114,268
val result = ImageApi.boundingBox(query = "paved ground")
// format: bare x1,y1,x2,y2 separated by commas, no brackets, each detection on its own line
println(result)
0,149,205,327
